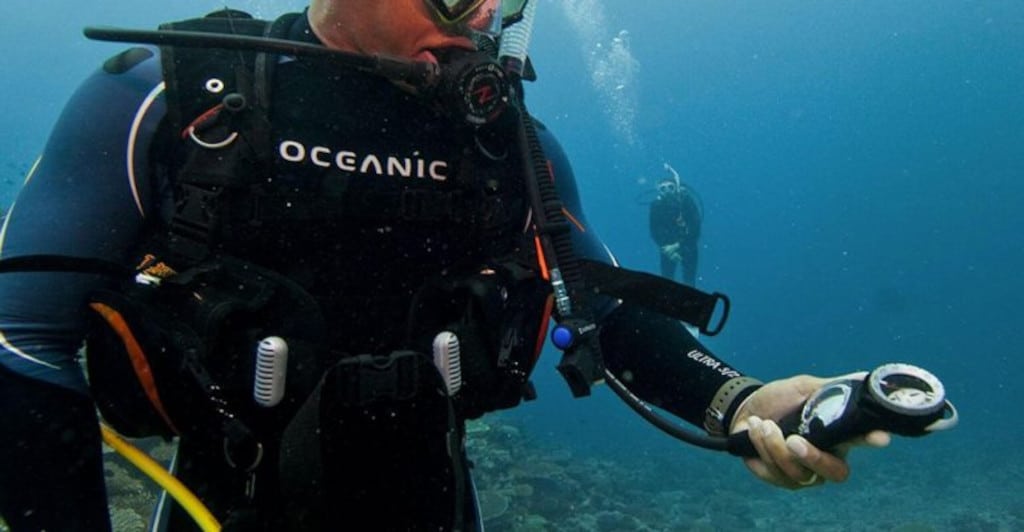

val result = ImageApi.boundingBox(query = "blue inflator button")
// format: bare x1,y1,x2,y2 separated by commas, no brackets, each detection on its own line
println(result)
551,326,574,350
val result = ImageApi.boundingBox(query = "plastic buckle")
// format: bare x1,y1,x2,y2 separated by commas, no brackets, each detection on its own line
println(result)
338,352,422,405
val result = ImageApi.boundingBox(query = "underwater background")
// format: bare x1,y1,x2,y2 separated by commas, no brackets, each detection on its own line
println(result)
1,0,1021,530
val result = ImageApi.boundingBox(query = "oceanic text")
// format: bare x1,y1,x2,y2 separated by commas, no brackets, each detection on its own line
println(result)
277,140,449,182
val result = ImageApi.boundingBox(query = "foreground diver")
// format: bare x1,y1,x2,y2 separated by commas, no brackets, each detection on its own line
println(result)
0,1,893,530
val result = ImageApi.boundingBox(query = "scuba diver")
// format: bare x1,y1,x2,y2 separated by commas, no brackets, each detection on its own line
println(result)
0,1,905,530
649,163,702,286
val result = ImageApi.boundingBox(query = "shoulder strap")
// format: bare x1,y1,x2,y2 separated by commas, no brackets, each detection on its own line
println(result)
157,10,301,266
159,9,272,133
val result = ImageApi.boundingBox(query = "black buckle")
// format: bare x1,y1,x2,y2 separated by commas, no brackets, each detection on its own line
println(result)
172,184,221,233
167,184,223,262
333,351,425,405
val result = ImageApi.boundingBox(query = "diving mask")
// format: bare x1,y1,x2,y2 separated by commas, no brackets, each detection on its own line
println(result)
426,0,531,37
427,0,503,36
657,181,679,196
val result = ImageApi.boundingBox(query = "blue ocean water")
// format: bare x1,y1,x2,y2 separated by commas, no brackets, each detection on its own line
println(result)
1,0,1021,529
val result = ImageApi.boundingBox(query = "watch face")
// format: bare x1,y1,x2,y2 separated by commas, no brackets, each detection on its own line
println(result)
799,382,853,434
868,363,946,416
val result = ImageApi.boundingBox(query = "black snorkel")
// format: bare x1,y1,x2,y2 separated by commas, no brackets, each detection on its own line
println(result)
83,24,520,132
83,25,442,92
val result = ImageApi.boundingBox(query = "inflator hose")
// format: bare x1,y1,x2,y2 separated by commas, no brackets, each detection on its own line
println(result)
100,425,221,532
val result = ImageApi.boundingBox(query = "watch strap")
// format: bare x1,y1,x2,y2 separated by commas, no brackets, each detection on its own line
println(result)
703,376,763,436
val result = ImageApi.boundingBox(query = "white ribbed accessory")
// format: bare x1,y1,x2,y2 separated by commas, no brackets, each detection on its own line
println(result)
253,336,288,407
432,331,463,396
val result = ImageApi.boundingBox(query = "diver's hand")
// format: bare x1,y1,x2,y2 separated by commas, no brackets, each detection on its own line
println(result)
730,374,891,489
660,243,682,262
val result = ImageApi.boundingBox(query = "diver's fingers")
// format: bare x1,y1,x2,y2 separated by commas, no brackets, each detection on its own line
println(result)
744,417,814,489
862,430,892,448
743,457,790,488
833,430,892,457
786,435,849,483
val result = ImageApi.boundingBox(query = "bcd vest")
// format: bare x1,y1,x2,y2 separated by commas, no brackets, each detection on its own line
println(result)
84,9,550,455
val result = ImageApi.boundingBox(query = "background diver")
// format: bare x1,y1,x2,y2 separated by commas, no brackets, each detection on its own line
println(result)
649,162,703,286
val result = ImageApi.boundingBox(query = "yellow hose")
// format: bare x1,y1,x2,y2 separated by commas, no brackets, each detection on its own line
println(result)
100,424,221,532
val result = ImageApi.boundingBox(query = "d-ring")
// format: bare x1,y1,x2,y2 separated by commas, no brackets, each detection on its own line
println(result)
187,126,239,149
224,439,264,472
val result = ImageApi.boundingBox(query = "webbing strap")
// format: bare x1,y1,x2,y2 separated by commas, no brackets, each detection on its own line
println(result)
160,10,298,266
580,259,730,336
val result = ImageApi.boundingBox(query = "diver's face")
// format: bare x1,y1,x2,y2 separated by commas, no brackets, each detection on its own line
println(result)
365,0,477,63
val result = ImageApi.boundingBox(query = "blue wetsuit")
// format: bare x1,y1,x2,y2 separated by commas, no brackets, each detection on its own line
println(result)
0,11,753,531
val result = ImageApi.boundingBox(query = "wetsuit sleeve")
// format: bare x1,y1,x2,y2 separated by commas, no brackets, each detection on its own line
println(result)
0,46,166,531
534,120,615,266
0,46,165,390
537,123,760,433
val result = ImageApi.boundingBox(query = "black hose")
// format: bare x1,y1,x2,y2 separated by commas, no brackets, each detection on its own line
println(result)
602,369,732,451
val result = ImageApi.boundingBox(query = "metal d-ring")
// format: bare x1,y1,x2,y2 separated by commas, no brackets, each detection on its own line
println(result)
187,126,239,149
224,438,264,472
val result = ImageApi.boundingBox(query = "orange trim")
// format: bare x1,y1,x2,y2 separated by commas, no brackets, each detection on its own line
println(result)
546,160,556,183
532,294,555,364
89,302,180,435
561,207,586,233
533,233,550,281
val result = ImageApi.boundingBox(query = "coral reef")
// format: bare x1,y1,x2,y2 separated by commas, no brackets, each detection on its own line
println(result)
98,414,1023,531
